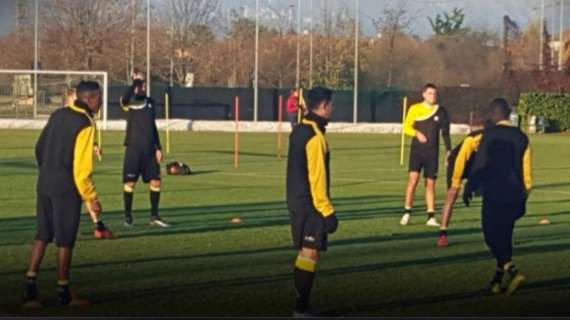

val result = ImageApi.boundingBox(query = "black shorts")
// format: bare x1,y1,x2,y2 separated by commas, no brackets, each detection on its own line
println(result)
123,147,161,183
35,193,82,248
409,148,439,179
289,210,328,252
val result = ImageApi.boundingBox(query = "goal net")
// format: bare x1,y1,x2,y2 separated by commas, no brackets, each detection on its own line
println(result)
0,69,108,128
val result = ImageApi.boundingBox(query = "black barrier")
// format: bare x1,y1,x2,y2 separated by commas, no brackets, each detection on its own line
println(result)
107,85,516,125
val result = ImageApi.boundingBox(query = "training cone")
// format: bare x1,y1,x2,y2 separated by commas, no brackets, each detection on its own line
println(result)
539,219,551,225
230,216,242,224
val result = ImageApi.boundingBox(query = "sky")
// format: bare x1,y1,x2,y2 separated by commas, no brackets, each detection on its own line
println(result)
0,0,554,38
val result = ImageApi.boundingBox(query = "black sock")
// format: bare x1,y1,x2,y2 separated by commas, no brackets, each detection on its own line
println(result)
428,211,435,220
294,267,315,312
96,221,107,231
150,190,160,218
24,276,38,300
439,230,448,237
56,282,71,306
492,268,505,284
124,191,133,221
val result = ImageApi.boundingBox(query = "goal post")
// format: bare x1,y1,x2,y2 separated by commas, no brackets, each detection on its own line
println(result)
0,69,108,130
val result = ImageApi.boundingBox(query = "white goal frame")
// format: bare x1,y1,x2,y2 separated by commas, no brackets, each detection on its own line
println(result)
0,69,108,129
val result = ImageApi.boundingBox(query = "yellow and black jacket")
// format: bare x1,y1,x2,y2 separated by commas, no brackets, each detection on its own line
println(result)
120,86,161,152
404,102,452,151
469,121,532,204
447,130,483,189
35,101,98,201
286,112,335,217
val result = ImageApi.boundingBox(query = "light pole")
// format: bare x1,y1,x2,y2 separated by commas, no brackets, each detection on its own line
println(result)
296,0,302,88
353,0,359,124
146,0,151,95
559,0,565,71
309,0,314,88
540,0,545,70
33,0,38,118
254,0,260,122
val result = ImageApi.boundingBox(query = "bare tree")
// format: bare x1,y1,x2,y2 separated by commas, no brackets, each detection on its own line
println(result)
163,0,221,85
41,0,130,74
373,1,413,87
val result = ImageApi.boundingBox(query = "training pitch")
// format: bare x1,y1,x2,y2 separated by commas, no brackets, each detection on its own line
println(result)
0,130,569,316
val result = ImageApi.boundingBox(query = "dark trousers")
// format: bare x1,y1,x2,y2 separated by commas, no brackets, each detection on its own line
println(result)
481,200,525,267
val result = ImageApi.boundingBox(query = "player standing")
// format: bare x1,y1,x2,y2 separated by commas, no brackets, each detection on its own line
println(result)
287,87,338,317
23,81,112,308
120,73,169,228
400,84,452,227
463,98,532,295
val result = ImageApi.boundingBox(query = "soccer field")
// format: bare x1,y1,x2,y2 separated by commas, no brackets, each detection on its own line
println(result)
0,129,569,316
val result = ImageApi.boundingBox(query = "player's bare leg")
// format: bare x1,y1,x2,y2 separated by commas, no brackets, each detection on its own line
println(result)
22,240,48,308
438,187,460,247
55,247,90,307
294,248,320,316
425,178,440,227
401,172,420,225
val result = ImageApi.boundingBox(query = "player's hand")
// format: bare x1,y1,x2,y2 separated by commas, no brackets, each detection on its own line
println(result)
416,131,428,144
445,151,451,168
85,198,102,216
155,149,163,164
93,145,102,158
462,184,474,207
324,214,339,234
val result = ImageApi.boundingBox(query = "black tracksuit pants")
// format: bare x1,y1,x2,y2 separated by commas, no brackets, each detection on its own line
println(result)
481,200,525,267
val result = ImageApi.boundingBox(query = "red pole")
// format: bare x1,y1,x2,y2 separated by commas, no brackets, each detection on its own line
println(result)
277,95,284,159
234,96,240,168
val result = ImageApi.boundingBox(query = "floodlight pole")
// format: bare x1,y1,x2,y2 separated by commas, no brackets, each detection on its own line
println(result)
309,0,314,88
296,0,301,88
33,0,38,118
146,0,151,95
254,0,260,122
559,0,565,71
540,0,545,70
353,0,359,124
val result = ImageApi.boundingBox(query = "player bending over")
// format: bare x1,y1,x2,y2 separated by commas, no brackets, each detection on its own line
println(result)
437,121,493,247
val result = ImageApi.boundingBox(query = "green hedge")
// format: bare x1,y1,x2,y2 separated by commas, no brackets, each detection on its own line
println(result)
518,92,570,131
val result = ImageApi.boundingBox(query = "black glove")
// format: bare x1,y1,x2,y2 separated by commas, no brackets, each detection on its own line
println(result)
323,214,338,234
462,183,474,207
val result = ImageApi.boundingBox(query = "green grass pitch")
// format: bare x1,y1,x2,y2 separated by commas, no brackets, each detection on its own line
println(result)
0,129,569,316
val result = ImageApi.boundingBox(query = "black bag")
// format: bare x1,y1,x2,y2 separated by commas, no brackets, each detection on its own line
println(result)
166,161,192,175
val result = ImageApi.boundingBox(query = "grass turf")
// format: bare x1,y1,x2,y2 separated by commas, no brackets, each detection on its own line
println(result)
0,129,569,316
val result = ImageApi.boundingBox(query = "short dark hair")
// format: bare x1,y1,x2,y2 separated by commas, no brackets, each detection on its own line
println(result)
423,83,437,92
489,98,511,119
307,86,333,110
76,81,101,98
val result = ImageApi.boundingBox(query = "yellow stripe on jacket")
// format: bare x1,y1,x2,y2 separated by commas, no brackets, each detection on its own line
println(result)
404,102,438,137
523,145,532,193
451,134,482,189
304,121,334,217
73,126,98,201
